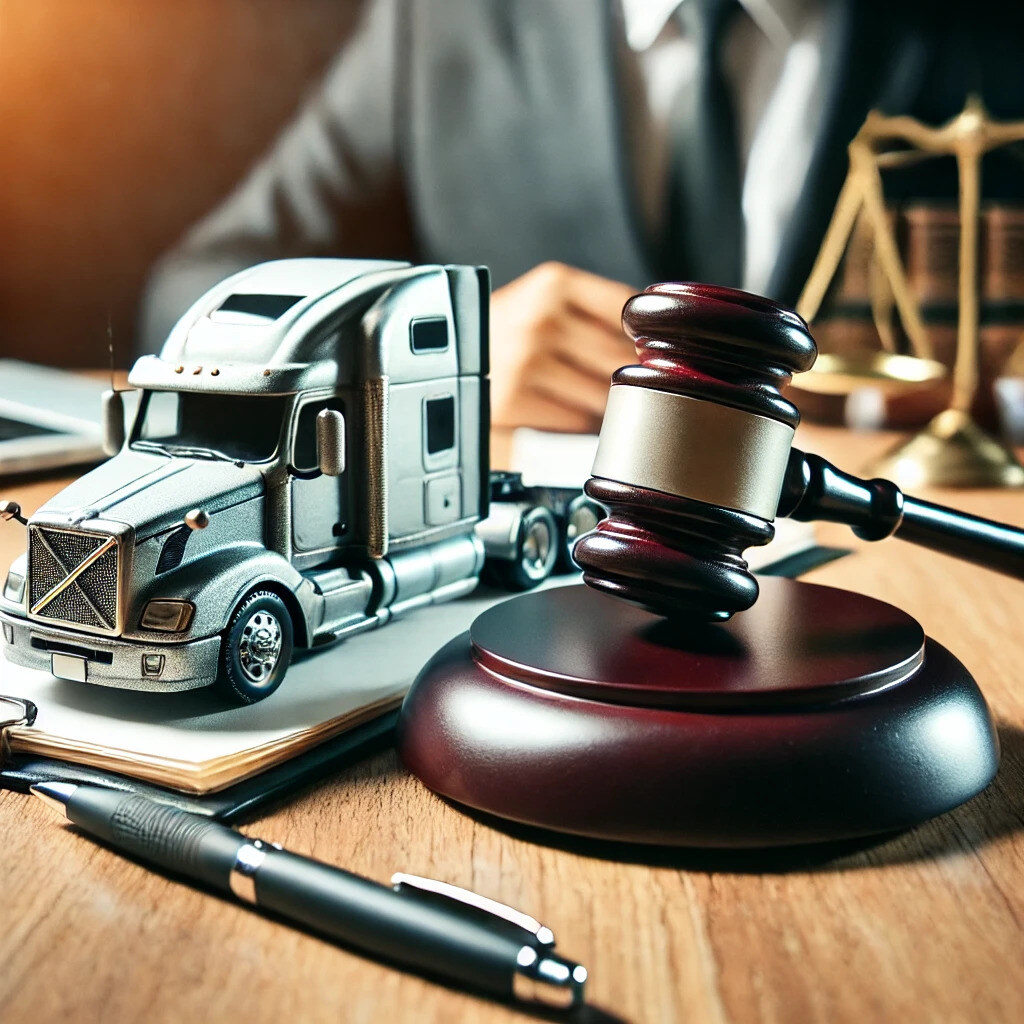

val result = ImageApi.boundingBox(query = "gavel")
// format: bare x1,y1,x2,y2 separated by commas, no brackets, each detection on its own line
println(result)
573,283,1024,620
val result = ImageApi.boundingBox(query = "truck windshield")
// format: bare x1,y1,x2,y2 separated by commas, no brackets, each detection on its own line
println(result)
131,390,285,463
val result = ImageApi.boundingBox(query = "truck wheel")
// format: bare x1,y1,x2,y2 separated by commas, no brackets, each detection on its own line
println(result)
216,590,294,704
491,506,559,591
558,495,604,572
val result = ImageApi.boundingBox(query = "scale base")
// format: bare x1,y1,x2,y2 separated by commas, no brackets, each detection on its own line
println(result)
870,408,1024,489
397,580,999,848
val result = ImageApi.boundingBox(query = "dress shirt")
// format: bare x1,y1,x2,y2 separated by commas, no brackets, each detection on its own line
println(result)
619,0,828,293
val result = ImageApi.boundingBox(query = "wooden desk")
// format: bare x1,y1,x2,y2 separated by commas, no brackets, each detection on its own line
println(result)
1,424,1022,1024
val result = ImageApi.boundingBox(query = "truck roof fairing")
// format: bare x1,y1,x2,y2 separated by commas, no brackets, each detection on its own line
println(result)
129,258,440,394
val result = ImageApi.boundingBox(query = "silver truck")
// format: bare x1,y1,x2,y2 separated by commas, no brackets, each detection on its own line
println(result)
0,259,593,703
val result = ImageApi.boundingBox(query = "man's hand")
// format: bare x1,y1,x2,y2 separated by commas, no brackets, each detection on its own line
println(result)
488,262,636,462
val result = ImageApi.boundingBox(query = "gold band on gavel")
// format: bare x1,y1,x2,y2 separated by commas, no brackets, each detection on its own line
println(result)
591,386,795,520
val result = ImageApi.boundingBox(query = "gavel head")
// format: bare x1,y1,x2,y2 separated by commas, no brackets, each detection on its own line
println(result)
572,283,817,620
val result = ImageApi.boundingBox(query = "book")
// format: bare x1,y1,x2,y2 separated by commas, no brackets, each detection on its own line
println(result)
806,202,1024,431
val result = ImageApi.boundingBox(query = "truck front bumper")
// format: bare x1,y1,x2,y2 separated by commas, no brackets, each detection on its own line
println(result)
0,610,221,692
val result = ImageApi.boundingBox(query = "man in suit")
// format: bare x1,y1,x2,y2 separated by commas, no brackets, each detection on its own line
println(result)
140,0,1022,448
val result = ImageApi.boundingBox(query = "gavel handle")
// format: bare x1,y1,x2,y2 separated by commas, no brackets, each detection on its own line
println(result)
777,449,1024,579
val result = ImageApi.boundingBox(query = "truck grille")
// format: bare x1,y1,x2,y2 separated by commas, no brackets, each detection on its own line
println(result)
28,526,120,634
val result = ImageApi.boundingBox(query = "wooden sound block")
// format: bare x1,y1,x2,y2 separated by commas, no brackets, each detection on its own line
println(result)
397,579,999,847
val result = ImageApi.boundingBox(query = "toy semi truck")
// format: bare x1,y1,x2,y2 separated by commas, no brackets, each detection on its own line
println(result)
0,259,597,703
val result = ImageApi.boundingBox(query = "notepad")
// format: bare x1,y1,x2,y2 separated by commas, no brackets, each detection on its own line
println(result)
0,583,524,795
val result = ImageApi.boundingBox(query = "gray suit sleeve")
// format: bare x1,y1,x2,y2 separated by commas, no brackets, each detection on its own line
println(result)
138,0,408,353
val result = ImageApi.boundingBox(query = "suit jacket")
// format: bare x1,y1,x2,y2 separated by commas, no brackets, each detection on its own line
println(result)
139,0,1024,353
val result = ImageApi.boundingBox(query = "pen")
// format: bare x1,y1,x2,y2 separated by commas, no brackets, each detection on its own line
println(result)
30,782,587,1010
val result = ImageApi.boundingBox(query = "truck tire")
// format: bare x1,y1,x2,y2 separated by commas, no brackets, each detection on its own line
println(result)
216,590,294,704
558,495,604,571
489,505,559,591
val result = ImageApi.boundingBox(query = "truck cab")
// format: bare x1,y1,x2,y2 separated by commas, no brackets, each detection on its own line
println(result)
0,259,503,702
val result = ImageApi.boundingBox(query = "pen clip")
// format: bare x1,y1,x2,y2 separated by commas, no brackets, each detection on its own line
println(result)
391,873,556,947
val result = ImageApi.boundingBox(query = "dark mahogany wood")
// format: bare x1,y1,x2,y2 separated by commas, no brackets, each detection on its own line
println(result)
577,480,770,621
397,581,999,848
611,282,816,423
574,283,818,620
469,579,924,709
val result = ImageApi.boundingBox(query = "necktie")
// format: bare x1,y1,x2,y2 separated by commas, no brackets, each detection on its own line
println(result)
661,0,744,285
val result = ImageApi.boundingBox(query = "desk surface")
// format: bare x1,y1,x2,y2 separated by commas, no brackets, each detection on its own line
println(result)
1,424,1022,1024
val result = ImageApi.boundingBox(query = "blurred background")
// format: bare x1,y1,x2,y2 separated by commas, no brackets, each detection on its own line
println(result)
0,0,361,367
2,0,1022,453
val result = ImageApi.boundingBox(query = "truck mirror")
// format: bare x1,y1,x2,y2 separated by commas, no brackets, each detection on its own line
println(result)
316,409,346,476
101,389,126,457
184,509,210,531
0,500,27,526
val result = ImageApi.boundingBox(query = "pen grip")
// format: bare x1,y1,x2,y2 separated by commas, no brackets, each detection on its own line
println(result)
254,849,522,998
69,791,243,889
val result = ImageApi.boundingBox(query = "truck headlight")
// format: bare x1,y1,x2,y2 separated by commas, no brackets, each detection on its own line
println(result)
3,568,25,603
141,599,194,632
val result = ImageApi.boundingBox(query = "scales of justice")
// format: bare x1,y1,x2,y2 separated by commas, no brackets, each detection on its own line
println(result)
795,96,1024,488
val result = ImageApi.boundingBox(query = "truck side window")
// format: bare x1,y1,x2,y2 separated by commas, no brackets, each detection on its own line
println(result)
425,395,456,455
410,317,449,353
293,398,346,473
